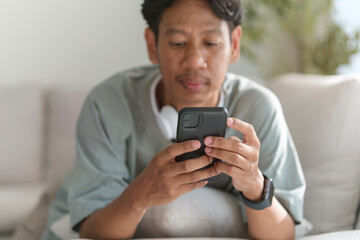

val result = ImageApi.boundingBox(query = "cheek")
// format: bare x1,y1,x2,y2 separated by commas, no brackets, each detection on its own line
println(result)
209,52,230,72
157,49,180,71
208,52,230,87
207,44,231,65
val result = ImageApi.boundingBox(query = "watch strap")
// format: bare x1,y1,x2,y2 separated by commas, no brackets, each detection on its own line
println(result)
239,174,274,210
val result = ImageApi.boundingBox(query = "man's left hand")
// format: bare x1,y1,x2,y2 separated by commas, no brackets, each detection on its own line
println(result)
204,117,264,202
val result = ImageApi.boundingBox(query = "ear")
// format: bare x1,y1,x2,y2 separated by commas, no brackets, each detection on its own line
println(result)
230,26,242,64
145,27,158,64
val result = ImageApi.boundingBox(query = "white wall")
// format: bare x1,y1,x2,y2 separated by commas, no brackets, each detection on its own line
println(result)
0,0,260,88
0,0,149,88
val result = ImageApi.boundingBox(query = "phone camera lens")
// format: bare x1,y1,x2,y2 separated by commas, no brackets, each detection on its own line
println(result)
182,120,191,127
183,113,192,121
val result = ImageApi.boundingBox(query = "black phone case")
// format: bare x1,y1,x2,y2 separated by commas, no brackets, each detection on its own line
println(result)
175,107,228,181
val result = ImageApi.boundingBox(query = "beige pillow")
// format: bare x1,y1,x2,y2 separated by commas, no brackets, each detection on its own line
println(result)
268,74,360,234
12,182,61,240
135,187,247,238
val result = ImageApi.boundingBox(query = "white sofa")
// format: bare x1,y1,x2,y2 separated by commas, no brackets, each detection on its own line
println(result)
1,73,360,240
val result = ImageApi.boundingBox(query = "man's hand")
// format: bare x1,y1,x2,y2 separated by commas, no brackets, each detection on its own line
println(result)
204,118,264,201
132,140,220,209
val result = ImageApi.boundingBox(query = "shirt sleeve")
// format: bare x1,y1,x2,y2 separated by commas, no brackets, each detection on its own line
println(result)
230,87,306,224
62,91,132,231
256,90,306,224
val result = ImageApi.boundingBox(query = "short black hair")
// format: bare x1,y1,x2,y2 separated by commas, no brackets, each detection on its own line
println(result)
141,0,244,39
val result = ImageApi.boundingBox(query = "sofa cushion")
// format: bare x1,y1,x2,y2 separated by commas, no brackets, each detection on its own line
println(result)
298,230,360,240
356,205,360,229
0,87,43,183
268,74,360,234
0,184,45,233
44,88,89,183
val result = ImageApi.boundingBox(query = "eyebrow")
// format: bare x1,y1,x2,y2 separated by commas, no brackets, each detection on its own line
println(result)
165,28,186,35
165,28,222,35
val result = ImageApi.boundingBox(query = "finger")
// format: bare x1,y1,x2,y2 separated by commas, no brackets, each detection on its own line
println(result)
178,166,220,184
204,147,249,170
204,136,252,158
229,135,242,142
174,155,213,174
158,140,201,162
177,180,208,196
214,161,244,178
227,118,260,147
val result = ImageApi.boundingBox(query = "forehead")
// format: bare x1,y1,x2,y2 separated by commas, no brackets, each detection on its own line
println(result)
159,0,229,34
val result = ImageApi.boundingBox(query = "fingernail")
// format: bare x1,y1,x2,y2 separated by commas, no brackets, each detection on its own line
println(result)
227,118,234,125
204,137,213,145
192,141,200,148
208,156,213,164
205,147,213,153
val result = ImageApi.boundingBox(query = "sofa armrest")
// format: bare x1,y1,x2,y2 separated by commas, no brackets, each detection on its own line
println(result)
268,74,360,234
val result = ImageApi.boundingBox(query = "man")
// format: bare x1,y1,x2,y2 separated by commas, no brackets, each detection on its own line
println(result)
41,0,305,239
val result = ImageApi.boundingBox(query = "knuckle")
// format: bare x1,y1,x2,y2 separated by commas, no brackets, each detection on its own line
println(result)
170,189,178,197
199,156,209,166
251,148,259,161
250,124,255,132
249,164,257,173
231,136,240,141
183,161,192,172
233,154,242,165
209,167,217,175
215,137,223,146
164,184,175,196
235,141,243,152
187,173,197,183
158,169,167,179
206,156,213,165
246,124,254,134
256,139,261,148
255,149,260,158
165,147,174,158
228,166,237,176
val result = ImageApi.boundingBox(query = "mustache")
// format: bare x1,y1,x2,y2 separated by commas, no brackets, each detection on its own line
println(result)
175,72,210,82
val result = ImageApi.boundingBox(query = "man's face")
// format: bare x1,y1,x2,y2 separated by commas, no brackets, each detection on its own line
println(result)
145,0,241,111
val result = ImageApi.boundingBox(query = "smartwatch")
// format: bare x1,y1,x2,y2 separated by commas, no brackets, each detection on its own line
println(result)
239,174,274,210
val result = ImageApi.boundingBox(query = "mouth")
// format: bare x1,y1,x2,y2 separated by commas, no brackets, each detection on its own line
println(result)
177,74,210,91
180,81,206,91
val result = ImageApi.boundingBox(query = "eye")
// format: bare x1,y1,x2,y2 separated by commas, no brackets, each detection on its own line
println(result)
170,41,186,48
205,41,220,47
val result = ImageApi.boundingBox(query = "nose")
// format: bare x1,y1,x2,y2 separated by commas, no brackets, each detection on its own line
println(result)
181,46,207,70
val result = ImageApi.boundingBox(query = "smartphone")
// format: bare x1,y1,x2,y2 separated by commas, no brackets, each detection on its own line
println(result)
175,107,228,181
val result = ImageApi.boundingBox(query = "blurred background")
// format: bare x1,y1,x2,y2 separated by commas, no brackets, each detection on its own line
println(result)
0,0,359,89
0,1,360,239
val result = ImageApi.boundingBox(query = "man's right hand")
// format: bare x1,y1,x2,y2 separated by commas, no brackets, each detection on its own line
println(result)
129,140,220,209
79,140,220,239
